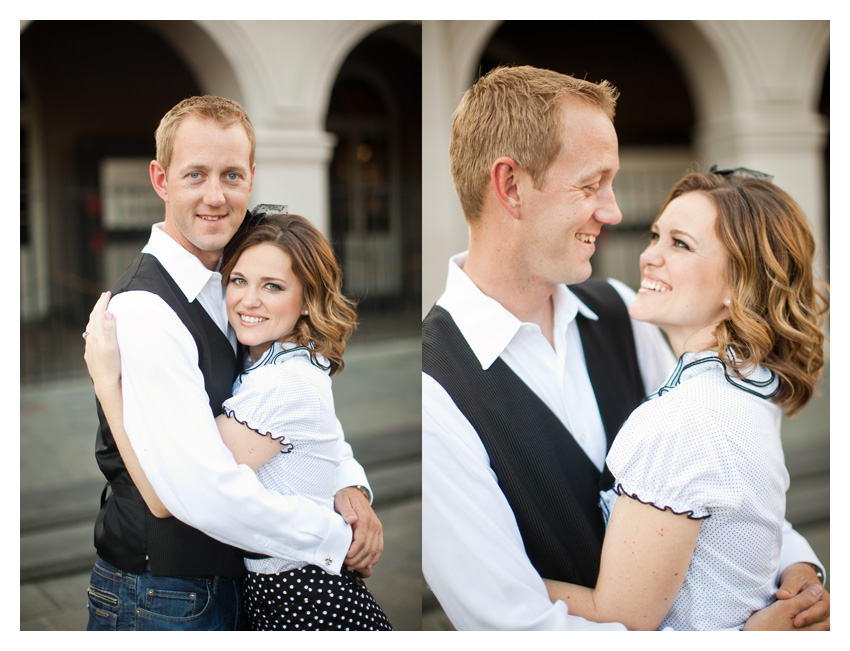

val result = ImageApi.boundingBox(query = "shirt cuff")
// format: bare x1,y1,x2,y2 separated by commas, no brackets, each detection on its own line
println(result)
252,515,352,576
309,517,353,575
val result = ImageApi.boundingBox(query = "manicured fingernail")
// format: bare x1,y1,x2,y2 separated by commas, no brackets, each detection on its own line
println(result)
105,312,114,320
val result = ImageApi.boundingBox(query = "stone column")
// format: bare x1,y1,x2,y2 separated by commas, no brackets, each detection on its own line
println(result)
695,108,828,282
251,128,337,237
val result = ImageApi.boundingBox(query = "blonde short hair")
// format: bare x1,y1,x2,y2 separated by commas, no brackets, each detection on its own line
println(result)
155,95,255,174
449,65,619,223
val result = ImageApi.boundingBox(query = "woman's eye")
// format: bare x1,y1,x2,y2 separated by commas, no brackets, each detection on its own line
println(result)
673,239,691,251
648,231,659,242
231,277,246,286
264,283,282,292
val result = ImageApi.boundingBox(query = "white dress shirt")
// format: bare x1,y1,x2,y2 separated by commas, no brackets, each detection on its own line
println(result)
422,252,823,630
109,223,369,575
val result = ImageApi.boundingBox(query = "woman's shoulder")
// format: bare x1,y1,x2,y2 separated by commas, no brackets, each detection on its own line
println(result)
609,373,747,517
248,343,330,376
614,365,733,454
227,345,334,422
233,346,325,397
667,352,779,396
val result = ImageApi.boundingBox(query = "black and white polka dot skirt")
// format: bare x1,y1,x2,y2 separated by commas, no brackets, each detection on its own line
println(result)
243,565,393,630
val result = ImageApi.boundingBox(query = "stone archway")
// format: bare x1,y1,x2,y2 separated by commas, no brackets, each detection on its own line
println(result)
325,23,422,317
421,20,830,311
649,20,830,277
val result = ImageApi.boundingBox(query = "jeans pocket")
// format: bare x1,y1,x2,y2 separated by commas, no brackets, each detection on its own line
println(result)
139,577,212,627
86,585,119,630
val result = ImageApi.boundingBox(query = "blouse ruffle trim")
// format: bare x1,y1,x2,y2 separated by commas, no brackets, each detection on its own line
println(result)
222,406,294,453
613,482,711,521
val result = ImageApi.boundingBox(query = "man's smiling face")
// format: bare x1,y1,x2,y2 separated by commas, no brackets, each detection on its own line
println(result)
152,115,254,269
515,99,622,288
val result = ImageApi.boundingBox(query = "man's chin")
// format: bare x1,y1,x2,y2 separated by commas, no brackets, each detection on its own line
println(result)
196,226,240,250
563,264,593,286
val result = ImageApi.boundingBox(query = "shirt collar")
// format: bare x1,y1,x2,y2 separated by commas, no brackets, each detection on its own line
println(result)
437,251,599,370
141,223,223,303
655,349,781,400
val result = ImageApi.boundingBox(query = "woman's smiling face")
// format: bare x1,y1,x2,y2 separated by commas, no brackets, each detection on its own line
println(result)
225,243,306,361
629,191,731,357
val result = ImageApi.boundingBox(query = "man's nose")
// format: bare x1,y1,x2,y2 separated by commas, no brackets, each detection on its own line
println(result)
596,186,622,225
204,178,226,207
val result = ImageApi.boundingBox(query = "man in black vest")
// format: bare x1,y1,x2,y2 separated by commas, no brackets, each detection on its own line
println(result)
85,96,381,630
422,66,828,630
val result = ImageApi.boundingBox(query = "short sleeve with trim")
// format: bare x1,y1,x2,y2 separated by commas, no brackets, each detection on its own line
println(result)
222,347,332,452
607,391,744,519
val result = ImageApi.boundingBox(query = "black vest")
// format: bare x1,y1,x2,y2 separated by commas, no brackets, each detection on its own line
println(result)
422,279,646,587
93,253,247,578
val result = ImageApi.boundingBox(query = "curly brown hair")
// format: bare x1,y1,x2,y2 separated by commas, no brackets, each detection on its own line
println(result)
660,172,828,417
221,214,357,375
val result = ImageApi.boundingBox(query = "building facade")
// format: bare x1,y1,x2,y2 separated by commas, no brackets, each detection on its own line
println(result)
21,19,422,380
422,20,830,314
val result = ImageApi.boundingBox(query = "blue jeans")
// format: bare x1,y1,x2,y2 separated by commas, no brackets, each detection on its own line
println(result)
86,557,244,630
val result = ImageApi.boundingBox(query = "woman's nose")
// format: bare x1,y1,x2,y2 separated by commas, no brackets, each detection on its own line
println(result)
639,245,663,269
242,287,262,307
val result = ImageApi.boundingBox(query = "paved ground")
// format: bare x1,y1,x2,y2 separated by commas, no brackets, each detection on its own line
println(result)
20,335,422,631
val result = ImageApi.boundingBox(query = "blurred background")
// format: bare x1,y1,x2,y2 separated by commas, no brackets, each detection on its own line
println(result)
20,19,422,630
19,18,833,632
421,20,830,630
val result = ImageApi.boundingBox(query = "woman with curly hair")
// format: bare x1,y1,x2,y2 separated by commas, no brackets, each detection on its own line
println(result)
85,213,392,631
543,169,828,630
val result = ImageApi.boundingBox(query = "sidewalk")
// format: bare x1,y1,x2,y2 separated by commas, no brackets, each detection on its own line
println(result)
20,335,422,631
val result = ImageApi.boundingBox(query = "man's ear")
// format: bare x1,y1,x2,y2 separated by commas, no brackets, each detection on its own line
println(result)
150,160,168,202
491,156,522,219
